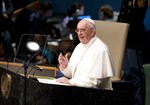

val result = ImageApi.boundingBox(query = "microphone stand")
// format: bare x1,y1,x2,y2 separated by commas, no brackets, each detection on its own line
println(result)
23,61,29,105
22,49,42,105
12,34,48,105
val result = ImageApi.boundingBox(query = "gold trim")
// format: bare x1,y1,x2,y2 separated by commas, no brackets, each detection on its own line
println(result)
1,73,12,99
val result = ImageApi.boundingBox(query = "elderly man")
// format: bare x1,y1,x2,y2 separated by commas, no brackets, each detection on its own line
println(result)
57,18,115,90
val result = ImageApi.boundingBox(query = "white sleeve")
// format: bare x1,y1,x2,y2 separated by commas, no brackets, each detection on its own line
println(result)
60,63,73,78
69,77,98,88
69,77,113,89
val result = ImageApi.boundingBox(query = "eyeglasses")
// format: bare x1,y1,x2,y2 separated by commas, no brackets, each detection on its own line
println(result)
75,29,86,33
75,28,92,33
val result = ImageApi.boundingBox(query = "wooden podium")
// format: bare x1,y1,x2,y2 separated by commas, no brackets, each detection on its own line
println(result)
0,61,58,77
0,67,133,105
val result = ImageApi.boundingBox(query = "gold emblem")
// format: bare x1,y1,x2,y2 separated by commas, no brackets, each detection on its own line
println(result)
1,73,12,99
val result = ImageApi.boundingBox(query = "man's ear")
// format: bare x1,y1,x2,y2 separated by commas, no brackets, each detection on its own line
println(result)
91,29,96,37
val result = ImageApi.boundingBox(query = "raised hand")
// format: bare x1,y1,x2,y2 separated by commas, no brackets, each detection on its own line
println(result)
58,53,68,69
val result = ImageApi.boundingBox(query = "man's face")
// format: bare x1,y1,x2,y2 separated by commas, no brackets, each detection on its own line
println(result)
75,20,94,44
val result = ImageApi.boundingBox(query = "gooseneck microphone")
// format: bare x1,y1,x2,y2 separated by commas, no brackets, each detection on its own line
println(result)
9,34,48,105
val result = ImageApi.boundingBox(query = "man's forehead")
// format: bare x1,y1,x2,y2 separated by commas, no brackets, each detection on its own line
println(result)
81,18,95,25
77,21,88,28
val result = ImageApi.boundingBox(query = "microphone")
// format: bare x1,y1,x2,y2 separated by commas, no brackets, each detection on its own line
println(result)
26,62,43,77
15,49,43,74
13,34,48,105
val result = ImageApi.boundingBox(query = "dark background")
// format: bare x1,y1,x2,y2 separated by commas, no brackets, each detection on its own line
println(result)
12,0,122,19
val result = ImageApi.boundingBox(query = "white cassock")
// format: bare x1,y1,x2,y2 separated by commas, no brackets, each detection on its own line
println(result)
60,35,115,89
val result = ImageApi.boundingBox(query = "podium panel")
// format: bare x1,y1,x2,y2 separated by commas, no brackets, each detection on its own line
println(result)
0,67,133,105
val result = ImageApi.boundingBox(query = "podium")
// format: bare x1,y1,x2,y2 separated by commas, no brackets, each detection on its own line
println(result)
0,67,133,105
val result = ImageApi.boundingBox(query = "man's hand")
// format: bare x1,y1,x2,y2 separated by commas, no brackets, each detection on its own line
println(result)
56,77,71,85
58,53,68,69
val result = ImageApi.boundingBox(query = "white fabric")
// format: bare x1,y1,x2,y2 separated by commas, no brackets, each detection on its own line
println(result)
61,36,115,89
82,18,95,25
